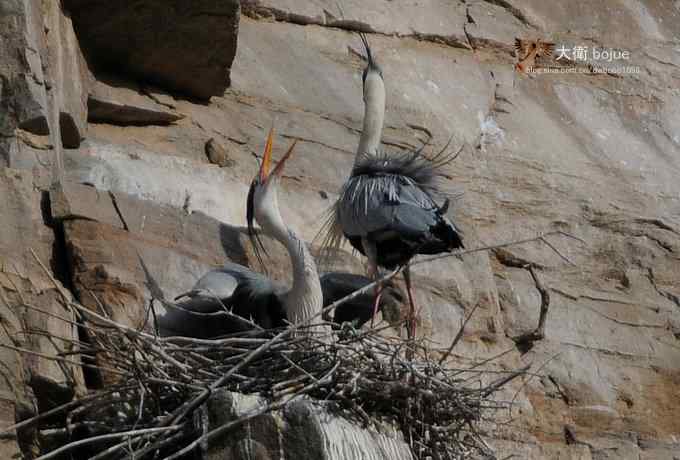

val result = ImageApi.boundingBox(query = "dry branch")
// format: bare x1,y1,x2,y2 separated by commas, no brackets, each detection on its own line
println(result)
512,265,551,346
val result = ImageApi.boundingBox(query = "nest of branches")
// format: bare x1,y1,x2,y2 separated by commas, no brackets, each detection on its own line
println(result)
9,293,528,460
8,247,574,460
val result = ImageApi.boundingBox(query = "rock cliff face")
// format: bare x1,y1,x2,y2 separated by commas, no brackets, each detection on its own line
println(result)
1,0,679,458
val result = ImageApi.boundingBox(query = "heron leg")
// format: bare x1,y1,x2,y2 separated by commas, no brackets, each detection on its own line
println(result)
370,287,383,328
362,237,383,327
403,265,417,340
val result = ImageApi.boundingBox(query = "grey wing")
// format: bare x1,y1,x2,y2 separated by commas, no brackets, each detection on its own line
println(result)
158,263,278,338
338,175,441,238
179,270,239,299
173,263,272,312
219,262,285,301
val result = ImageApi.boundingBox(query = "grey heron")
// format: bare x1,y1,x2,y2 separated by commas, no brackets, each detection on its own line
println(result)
158,129,405,339
246,129,324,332
158,268,404,338
319,34,465,339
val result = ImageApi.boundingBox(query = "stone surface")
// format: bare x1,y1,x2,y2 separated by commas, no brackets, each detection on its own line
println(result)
206,390,413,460
283,398,414,460
465,1,529,52
241,0,469,47
63,0,241,100
0,168,85,454
88,76,184,125
1,0,89,166
2,0,680,458
41,0,89,148
206,391,280,460
52,182,253,328
0,0,50,160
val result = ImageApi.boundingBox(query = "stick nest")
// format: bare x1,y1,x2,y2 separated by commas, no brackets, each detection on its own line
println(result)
20,301,526,460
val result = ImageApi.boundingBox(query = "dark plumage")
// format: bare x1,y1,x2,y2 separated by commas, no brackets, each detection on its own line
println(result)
320,272,404,328
335,149,464,269
157,263,286,339
317,32,465,339
157,266,404,339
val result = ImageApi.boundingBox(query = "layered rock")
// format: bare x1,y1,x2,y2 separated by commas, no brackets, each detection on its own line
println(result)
0,169,85,455
62,0,241,100
1,0,679,459
88,76,184,126
206,391,414,460
0,0,88,165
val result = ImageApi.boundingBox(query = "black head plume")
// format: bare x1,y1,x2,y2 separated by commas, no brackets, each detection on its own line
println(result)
359,32,383,84
246,180,269,272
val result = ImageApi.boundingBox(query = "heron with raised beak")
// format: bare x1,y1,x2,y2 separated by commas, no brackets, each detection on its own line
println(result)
158,129,404,338
318,33,465,340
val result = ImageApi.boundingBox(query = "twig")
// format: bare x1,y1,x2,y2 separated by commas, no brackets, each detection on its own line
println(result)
511,266,550,346
0,388,131,436
412,230,584,266
438,303,481,366
0,343,125,376
33,425,183,460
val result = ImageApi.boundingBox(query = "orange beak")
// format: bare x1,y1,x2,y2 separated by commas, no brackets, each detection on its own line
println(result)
258,127,297,183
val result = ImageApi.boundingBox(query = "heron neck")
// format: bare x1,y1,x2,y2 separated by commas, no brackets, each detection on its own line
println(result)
356,75,385,165
264,218,323,327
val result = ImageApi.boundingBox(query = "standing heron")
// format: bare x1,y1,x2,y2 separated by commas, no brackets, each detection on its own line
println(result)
319,34,464,339
158,129,404,339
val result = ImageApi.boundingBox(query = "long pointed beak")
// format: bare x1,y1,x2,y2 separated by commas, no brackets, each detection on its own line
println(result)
258,129,297,183
270,139,297,178
259,128,275,182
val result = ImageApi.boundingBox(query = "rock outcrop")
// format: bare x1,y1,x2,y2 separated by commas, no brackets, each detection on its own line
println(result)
88,76,184,126
1,0,679,459
62,0,241,100
206,391,414,460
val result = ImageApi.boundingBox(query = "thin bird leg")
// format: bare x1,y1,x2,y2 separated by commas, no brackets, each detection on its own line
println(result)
370,285,383,327
362,238,383,327
403,265,417,340
367,260,383,328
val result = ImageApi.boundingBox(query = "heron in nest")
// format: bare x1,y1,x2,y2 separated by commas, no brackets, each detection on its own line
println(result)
158,129,405,338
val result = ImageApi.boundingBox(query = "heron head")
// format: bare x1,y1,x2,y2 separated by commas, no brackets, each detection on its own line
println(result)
247,128,297,263
359,33,383,93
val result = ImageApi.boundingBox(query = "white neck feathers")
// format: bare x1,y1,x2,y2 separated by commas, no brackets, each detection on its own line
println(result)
356,71,385,165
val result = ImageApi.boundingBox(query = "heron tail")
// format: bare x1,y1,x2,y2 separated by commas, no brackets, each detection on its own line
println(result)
312,201,347,271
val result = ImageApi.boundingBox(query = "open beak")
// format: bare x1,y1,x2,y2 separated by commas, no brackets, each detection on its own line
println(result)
258,128,297,183
248,129,298,269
